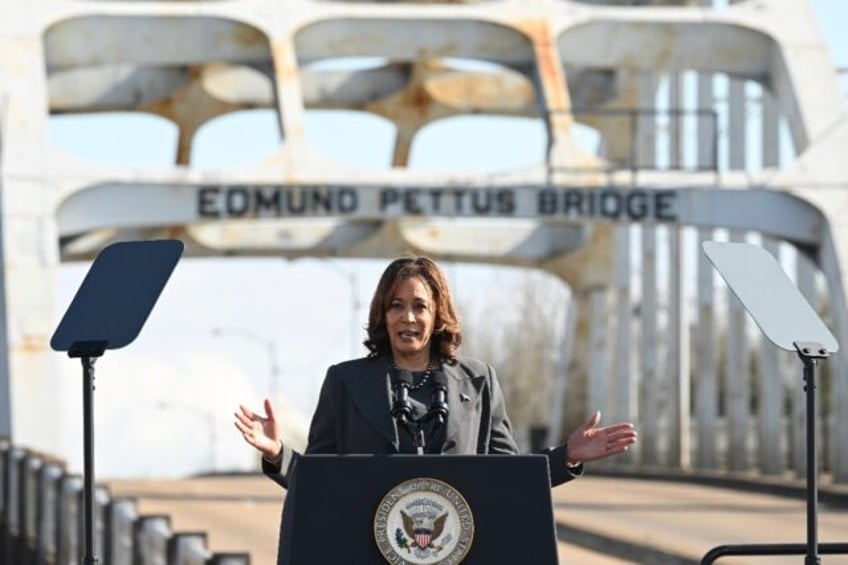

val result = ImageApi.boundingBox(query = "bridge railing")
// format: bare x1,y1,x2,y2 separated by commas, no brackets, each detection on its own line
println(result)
0,438,250,565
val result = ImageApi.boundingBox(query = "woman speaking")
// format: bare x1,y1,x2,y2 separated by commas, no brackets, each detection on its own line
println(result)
234,256,636,488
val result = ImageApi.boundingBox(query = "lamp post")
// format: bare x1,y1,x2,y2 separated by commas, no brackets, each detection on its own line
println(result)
320,259,363,358
156,401,217,473
211,326,281,401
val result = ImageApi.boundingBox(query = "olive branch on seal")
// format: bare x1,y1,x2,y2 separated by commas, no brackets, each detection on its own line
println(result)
395,528,413,553
394,528,446,555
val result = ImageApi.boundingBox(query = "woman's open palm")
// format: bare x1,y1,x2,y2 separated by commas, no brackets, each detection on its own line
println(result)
566,410,637,463
234,398,282,460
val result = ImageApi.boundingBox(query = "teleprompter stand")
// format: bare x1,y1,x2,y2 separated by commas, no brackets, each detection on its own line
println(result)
701,242,848,565
50,240,183,564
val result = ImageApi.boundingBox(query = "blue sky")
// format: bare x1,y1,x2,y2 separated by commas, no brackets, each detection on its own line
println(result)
47,0,847,477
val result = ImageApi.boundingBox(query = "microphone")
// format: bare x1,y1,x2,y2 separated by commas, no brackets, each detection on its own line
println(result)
390,369,413,425
428,370,449,426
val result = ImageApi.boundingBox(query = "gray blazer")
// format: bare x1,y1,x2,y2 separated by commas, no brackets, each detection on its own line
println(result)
263,355,580,488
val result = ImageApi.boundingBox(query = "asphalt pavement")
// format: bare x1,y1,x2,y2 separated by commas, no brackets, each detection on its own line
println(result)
105,471,848,564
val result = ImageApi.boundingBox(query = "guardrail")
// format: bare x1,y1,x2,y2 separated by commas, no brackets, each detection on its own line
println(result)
0,438,250,564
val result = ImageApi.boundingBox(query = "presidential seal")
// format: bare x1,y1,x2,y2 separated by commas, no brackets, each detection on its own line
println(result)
374,477,474,565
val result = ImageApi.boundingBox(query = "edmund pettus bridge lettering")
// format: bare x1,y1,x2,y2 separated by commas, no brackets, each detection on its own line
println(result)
197,185,678,222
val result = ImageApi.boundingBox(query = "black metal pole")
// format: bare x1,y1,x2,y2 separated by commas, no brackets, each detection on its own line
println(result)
803,355,820,565
82,356,98,565
700,342,838,565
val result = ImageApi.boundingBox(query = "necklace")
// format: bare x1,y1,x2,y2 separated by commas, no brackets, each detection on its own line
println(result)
391,359,435,390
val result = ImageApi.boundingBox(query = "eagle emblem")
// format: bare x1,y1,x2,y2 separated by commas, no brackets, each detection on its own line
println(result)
374,477,474,564
402,509,448,550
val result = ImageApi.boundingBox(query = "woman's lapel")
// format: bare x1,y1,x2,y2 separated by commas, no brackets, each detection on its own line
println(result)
442,361,484,453
345,356,399,452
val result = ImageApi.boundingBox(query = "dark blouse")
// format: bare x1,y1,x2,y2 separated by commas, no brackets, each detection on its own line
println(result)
397,373,447,454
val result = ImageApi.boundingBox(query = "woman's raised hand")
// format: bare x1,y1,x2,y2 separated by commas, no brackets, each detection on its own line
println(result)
234,398,282,461
565,410,637,465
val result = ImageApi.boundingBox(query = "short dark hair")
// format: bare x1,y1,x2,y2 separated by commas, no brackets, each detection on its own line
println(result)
364,256,461,364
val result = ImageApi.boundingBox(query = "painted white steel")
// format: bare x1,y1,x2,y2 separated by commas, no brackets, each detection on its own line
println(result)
695,228,718,470
0,0,847,483
665,226,690,469
639,224,659,467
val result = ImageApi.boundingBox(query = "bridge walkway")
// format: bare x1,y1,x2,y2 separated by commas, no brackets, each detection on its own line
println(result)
104,471,848,564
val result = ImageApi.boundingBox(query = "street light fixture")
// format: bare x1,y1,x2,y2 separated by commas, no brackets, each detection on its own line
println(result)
320,259,363,358
156,401,217,473
211,326,281,401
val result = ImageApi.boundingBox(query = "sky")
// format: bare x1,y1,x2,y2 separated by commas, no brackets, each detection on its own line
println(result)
44,0,848,478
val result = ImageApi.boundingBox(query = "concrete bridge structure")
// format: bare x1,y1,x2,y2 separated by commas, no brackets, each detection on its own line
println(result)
1,0,848,489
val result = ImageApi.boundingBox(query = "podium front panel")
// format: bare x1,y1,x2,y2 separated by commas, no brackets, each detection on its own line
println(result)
278,454,558,564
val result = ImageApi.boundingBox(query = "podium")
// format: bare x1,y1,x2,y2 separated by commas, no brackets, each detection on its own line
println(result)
277,454,559,564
